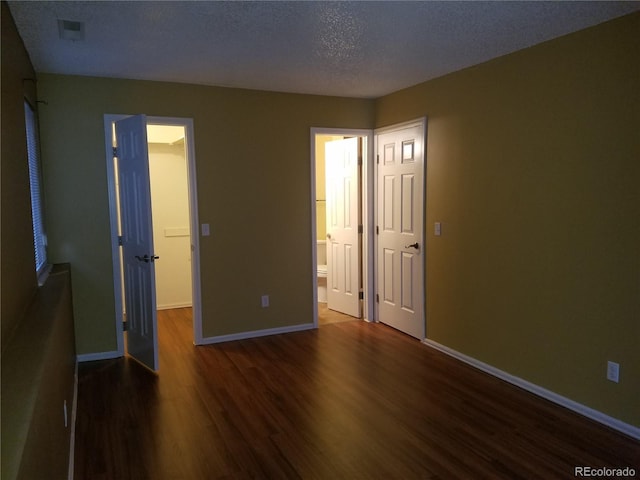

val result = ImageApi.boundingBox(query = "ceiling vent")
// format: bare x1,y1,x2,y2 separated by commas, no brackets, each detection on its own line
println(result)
58,19,85,41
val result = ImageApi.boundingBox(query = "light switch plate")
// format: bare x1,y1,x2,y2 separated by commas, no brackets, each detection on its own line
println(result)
201,223,210,236
434,222,441,236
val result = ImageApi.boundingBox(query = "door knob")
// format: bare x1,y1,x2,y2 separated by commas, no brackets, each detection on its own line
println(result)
326,233,332,240
405,242,419,249
135,254,160,263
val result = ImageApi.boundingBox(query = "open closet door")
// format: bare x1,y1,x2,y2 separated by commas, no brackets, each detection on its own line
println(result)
114,114,159,371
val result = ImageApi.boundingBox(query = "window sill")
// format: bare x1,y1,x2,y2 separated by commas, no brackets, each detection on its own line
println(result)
37,264,53,287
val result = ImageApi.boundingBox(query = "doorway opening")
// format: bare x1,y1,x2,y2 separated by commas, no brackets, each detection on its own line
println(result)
311,119,426,339
105,115,203,365
311,128,374,327
146,125,193,312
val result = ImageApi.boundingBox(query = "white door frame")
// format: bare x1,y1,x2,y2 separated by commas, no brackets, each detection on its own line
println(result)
374,118,427,339
310,128,374,326
104,114,204,354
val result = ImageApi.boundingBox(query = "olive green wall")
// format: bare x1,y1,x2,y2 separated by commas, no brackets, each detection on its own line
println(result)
376,13,639,427
36,74,374,354
2,5,77,479
1,1,38,350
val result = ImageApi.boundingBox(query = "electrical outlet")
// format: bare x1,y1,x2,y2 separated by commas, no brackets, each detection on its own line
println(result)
261,295,269,308
606,361,620,383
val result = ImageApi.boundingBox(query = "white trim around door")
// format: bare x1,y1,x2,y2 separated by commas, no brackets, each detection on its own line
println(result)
310,128,375,326
104,114,204,355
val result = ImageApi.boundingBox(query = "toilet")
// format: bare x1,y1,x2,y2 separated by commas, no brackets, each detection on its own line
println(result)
317,240,328,303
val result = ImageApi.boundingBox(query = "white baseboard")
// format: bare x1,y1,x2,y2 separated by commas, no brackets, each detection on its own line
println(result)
157,302,192,311
76,350,122,363
68,361,78,480
198,323,316,345
422,339,640,441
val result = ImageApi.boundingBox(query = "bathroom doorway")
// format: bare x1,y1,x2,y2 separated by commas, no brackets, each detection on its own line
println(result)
311,128,374,327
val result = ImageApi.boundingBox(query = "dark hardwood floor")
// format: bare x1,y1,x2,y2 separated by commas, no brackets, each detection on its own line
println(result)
317,302,358,325
74,308,639,479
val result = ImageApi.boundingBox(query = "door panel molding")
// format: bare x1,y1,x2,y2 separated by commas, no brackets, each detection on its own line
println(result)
326,137,361,317
375,118,427,339
115,114,158,371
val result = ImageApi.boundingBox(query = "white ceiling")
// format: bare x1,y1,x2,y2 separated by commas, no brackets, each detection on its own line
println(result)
8,1,639,99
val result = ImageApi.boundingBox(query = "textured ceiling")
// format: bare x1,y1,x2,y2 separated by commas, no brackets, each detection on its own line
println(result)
8,1,640,98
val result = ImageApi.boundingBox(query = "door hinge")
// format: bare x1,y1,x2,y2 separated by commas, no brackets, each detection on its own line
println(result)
376,154,379,164
358,225,363,234
112,146,118,157
376,226,379,235
359,291,364,300
118,235,123,246
122,321,128,332
376,293,379,303
358,155,363,166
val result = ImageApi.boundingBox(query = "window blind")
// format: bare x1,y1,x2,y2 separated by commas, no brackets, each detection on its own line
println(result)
24,101,47,274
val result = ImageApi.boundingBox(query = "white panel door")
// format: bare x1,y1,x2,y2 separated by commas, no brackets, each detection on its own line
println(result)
376,122,425,339
115,115,159,371
326,137,361,318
